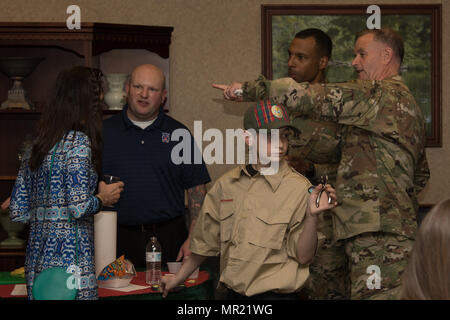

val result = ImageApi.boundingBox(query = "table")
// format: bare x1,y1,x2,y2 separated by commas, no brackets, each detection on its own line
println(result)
0,270,214,300
100,270,213,300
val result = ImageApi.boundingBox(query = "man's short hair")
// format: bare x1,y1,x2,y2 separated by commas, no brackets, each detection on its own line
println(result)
294,28,333,59
356,28,405,63
127,65,167,91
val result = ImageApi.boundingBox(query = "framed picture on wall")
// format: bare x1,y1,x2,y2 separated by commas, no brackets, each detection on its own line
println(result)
261,4,442,147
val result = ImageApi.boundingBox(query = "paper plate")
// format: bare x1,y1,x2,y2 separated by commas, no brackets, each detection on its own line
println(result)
97,275,133,288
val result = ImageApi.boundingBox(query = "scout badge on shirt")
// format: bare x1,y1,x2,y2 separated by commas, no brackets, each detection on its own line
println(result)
161,132,170,143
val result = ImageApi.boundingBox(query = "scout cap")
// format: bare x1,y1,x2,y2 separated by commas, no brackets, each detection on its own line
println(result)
243,100,294,131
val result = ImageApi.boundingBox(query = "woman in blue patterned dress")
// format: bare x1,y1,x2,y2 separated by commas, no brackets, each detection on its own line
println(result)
9,66,124,300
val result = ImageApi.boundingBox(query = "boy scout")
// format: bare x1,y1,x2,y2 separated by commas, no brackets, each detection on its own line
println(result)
161,100,337,300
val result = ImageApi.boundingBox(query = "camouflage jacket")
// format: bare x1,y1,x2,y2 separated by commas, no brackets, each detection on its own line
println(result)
242,75,430,240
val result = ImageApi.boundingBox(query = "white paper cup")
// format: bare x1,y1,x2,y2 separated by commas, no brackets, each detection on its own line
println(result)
167,262,199,279
167,262,182,274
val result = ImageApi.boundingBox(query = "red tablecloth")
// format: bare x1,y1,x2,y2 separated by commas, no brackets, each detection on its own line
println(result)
98,271,209,297
0,271,209,299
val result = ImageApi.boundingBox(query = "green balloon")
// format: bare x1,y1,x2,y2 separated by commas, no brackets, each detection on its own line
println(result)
32,267,77,300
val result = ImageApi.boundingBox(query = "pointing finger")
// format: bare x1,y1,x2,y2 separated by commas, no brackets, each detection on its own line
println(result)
212,84,228,91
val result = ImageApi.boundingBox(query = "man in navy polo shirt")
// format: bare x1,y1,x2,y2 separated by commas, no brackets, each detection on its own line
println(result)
102,64,211,268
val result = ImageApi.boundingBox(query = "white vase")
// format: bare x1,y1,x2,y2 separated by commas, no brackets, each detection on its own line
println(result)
104,73,128,110
0,210,25,248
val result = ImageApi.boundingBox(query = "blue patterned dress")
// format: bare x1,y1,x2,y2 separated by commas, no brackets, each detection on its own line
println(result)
9,131,101,300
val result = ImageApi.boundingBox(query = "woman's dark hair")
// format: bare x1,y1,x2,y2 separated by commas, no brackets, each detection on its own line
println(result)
29,66,104,174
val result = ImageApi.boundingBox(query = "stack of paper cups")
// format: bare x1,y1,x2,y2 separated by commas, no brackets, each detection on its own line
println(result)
94,210,117,277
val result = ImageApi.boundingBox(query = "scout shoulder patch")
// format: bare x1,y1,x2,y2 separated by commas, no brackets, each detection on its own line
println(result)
161,132,170,143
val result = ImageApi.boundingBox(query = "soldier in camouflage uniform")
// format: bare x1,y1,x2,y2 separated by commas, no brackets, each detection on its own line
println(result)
214,28,430,299
279,28,348,300
289,117,348,300
249,28,348,300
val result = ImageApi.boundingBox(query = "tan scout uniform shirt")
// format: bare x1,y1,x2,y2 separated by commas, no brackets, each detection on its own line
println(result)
190,160,317,297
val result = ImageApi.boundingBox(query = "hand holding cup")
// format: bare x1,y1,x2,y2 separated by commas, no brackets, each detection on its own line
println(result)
97,175,124,207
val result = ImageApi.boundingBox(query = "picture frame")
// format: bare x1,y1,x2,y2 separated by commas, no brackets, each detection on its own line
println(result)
261,4,442,147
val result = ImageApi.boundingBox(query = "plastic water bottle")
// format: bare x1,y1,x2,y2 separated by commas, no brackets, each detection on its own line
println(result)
145,236,161,288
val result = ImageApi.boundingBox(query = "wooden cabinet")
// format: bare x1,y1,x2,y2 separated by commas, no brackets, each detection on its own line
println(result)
0,22,173,201
0,23,173,265
0,247,26,272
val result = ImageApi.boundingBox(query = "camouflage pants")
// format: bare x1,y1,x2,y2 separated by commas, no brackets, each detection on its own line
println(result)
305,228,413,300
344,232,413,300
304,211,350,300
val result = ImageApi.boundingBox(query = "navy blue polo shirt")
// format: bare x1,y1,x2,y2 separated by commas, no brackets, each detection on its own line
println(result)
102,107,211,225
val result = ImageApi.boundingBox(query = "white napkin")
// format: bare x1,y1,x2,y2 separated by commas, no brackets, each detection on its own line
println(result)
108,283,151,292
11,284,27,296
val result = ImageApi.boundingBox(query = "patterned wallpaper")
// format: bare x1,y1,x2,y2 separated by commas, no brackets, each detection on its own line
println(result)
0,0,447,205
